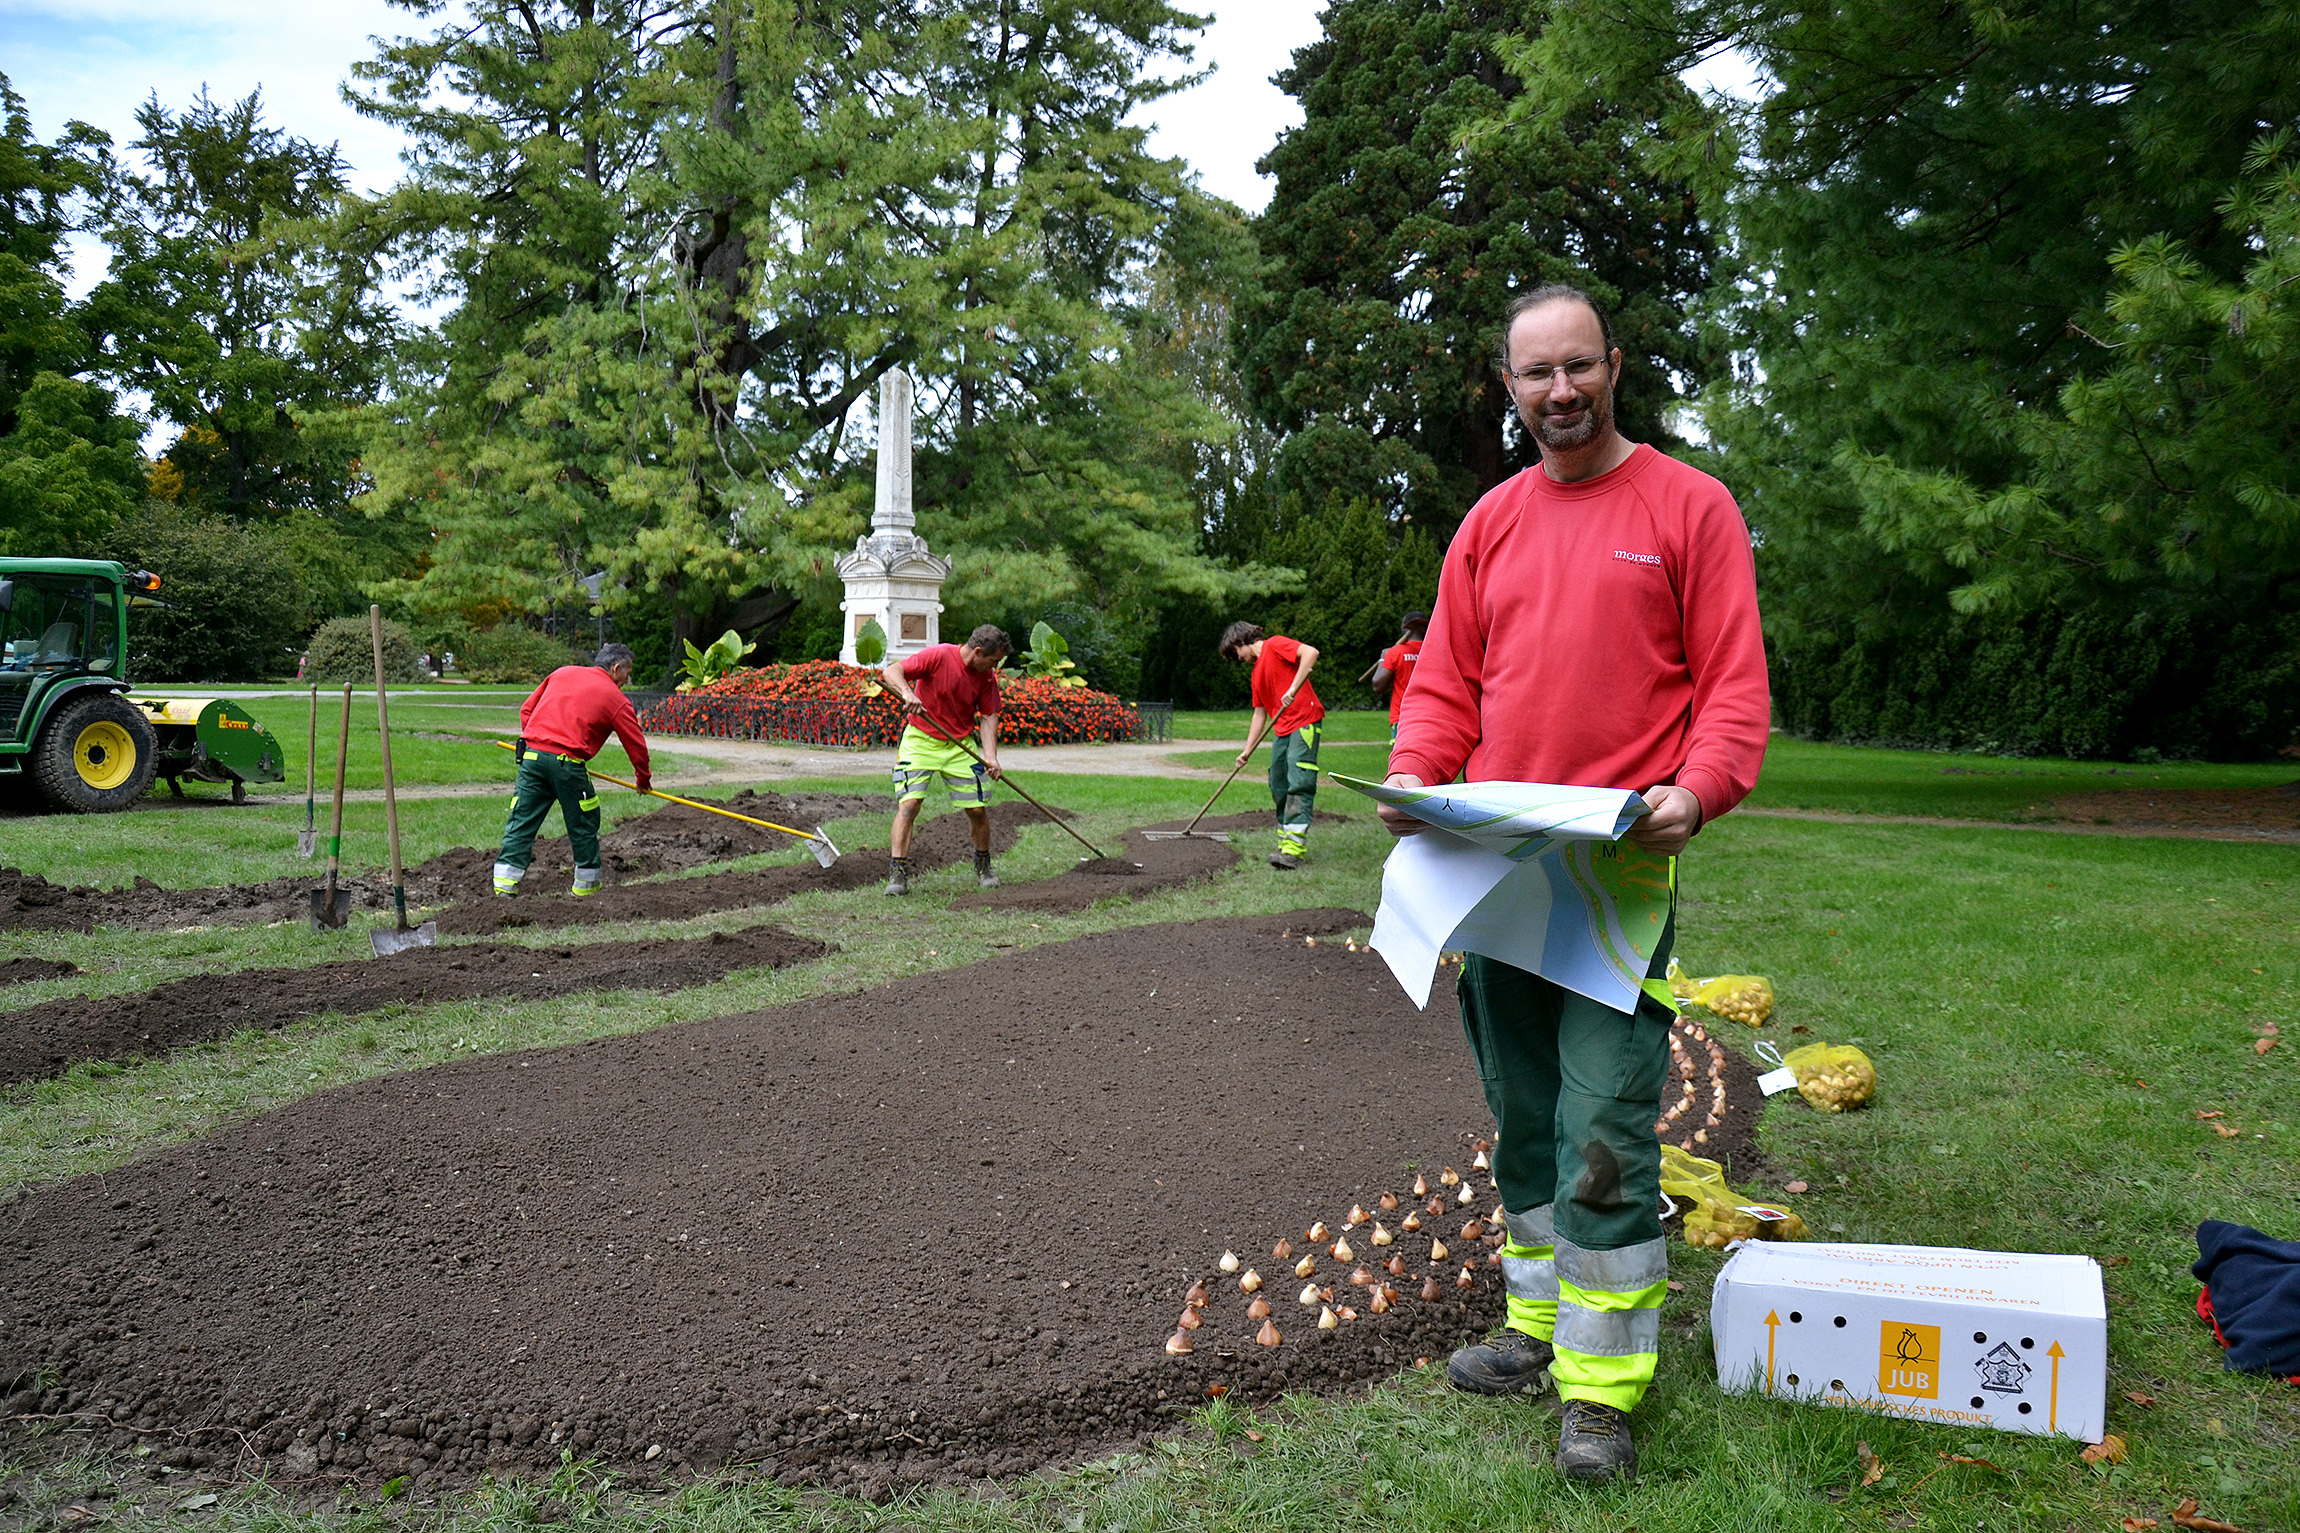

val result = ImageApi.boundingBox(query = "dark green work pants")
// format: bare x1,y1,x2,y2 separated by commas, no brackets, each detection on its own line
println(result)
494,751,602,894
1458,915,1676,1410
1267,722,1320,855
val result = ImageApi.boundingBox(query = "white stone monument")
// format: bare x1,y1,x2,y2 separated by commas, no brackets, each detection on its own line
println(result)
836,369,951,666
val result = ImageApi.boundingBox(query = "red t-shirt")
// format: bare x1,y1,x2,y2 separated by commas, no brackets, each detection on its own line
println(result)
521,665,652,775
1250,635,1324,737
1391,444,1770,821
1380,638,1422,725
899,643,1002,741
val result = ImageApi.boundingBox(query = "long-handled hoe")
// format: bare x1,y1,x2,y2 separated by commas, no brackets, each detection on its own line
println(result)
368,606,437,956
489,742,841,867
309,684,353,929
1142,713,1274,842
930,725,1111,861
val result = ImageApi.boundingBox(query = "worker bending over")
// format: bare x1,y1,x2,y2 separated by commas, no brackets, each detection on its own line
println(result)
1219,622,1323,869
881,625,1008,895
1384,284,1768,1481
1372,610,1427,746
495,643,653,898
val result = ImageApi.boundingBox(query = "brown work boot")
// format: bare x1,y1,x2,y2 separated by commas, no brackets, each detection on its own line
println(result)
974,850,998,889
884,857,910,896
1555,1399,1636,1482
1446,1329,1553,1395
1267,850,1301,870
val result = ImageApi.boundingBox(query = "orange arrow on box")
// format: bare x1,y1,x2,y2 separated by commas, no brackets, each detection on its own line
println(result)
2047,1341,2064,1431
1765,1310,1781,1394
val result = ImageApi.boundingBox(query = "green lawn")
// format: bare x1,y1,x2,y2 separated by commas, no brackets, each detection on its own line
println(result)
2,765,2295,1533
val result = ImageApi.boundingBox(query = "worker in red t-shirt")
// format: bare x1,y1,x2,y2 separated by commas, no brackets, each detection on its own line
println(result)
878,624,1010,895
1217,621,1323,869
1381,284,1768,1483
1371,610,1428,746
493,644,653,898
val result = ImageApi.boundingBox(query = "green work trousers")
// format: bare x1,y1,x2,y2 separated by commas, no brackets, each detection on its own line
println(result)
1458,915,1676,1412
1267,722,1320,854
496,752,602,890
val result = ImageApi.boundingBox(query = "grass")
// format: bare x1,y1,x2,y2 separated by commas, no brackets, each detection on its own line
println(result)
2,759,2296,1533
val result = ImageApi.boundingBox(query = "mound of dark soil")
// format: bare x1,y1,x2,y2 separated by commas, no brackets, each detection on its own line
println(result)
2046,782,2300,836
0,957,75,987
439,801,1037,935
0,927,829,1087
0,792,896,936
0,917,1533,1498
949,811,1274,913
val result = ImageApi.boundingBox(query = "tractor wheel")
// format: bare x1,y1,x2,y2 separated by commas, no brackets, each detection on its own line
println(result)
31,692,159,813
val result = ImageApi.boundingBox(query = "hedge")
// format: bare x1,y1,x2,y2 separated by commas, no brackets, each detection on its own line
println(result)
639,660,1140,746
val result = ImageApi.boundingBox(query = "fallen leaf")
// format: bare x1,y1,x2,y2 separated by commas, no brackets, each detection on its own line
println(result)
2211,1122,2239,1138
1204,1385,1227,1398
1937,1451,2008,1473
1243,1429,1264,1443
56,1508,104,1528
2135,1079,2151,1089
1785,1180,1811,1193
2170,1497,2242,1533
2195,1110,2225,1120
2101,1255,2132,1267
176,1494,220,1511
2125,1390,2156,1406
1858,1440,1885,1487
2255,1038,2276,1056
2125,1520,2160,1531
2081,1434,2128,1465
1790,1023,1811,1034
1666,1280,1685,1292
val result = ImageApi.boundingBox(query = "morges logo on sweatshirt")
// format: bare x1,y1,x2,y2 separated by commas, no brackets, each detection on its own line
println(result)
1612,549,1662,567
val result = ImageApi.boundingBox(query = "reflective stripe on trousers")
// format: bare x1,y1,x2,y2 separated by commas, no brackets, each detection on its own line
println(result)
1551,1234,1669,1410
1501,1202,1558,1340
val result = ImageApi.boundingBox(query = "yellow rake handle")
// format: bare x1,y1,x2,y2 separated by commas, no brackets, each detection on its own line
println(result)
492,741,820,842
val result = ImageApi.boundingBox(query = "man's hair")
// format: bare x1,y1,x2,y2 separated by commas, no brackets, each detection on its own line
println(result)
594,642,636,670
1401,610,1429,634
964,624,1012,656
1217,620,1266,658
1495,282,1619,372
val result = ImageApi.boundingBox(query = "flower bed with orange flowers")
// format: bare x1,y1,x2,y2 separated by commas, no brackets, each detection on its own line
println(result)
639,661,1140,747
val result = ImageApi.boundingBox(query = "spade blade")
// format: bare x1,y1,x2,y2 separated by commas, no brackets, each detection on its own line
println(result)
296,829,316,858
808,828,840,868
309,885,351,930
370,920,438,958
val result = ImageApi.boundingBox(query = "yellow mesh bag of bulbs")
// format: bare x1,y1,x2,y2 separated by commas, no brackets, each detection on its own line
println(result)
1661,1143,1805,1248
1783,1041,1876,1112
1665,958,1775,1026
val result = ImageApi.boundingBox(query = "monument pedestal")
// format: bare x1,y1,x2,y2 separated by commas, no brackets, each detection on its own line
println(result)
836,369,950,665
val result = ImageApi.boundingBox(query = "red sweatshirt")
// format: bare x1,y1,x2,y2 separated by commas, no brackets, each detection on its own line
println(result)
521,665,653,777
1391,444,1769,821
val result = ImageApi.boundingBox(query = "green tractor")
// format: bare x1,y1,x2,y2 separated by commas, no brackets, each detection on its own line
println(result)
0,558,286,812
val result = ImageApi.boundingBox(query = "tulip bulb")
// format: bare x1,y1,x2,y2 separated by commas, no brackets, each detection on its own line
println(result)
1386,1254,1406,1277
1455,1265,1476,1289
1472,1150,1490,1170
1247,1296,1272,1320
1256,1319,1282,1347
1337,1305,1359,1321
1370,1223,1393,1246
1307,1221,1330,1242
1185,1280,1210,1309
1165,1330,1195,1356
1295,1254,1316,1278
1456,1182,1475,1206
1331,1236,1355,1262
1218,1250,1240,1274
1345,1203,1368,1226
1401,1211,1422,1232
1319,1284,1336,1303
1370,1287,1391,1314
1239,1269,1262,1293
1426,1196,1445,1215
1419,1276,1443,1302
1429,1239,1449,1261
1350,1264,1375,1286
1440,1167,1460,1186
1378,1191,1398,1211
1461,1220,1485,1241
1272,1237,1293,1259
1412,1174,1430,1197
1492,1203,1505,1226
1298,1283,1321,1306
1317,1305,1338,1332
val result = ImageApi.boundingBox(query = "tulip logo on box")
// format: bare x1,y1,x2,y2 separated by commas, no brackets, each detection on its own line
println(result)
1878,1321,1942,1399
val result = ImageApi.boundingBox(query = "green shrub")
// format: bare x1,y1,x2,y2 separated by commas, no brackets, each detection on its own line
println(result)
458,624,578,684
303,615,424,684
105,504,310,682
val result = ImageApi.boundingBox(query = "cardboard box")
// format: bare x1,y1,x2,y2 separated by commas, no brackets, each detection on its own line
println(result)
1711,1242,2107,1441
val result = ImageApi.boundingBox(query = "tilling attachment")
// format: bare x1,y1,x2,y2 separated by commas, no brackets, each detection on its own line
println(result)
371,918,438,957
310,884,350,929
806,828,840,869
1140,829,1231,842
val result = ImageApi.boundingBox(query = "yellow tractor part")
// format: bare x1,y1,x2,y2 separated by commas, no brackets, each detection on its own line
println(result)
72,718,138,790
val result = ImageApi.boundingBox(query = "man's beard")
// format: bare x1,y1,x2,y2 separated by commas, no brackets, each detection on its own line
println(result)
1524,382,1613,450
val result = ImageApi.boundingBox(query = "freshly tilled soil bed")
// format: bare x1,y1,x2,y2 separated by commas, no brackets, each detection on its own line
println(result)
0,957,76,987
440,801,1037,935
0,927,830,1087
0,791,892,935
0,915,1553,1499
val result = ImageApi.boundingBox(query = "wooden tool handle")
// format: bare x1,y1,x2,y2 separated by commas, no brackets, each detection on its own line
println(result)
369,606,406,886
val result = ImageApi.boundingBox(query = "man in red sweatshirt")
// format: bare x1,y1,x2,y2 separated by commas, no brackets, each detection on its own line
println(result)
493,644,653,899
1383,285,1770,1481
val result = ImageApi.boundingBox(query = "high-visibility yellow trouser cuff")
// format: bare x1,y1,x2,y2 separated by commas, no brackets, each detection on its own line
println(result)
1500,1202,1559,1340
1551,1236,1668,1411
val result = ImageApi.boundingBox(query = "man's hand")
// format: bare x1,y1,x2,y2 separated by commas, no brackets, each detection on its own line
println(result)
636,771,653,796
981,756,1004,781
1626,784,1702,856
1378,773,1429,836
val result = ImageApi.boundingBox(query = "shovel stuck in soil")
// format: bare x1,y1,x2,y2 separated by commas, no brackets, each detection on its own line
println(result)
1141,715,1274,842
309,683,353,930
367,606,437,957
490,743,841,867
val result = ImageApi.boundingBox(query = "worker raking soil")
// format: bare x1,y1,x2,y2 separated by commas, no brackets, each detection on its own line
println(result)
880,625,1009,896
1218,622,1323,869
493,643,653,899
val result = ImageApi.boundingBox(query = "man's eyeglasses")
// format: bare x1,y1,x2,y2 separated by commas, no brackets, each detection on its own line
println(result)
1503,354,1611,387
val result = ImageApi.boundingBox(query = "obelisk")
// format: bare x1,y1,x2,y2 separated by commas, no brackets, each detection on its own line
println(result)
836,369,950,665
